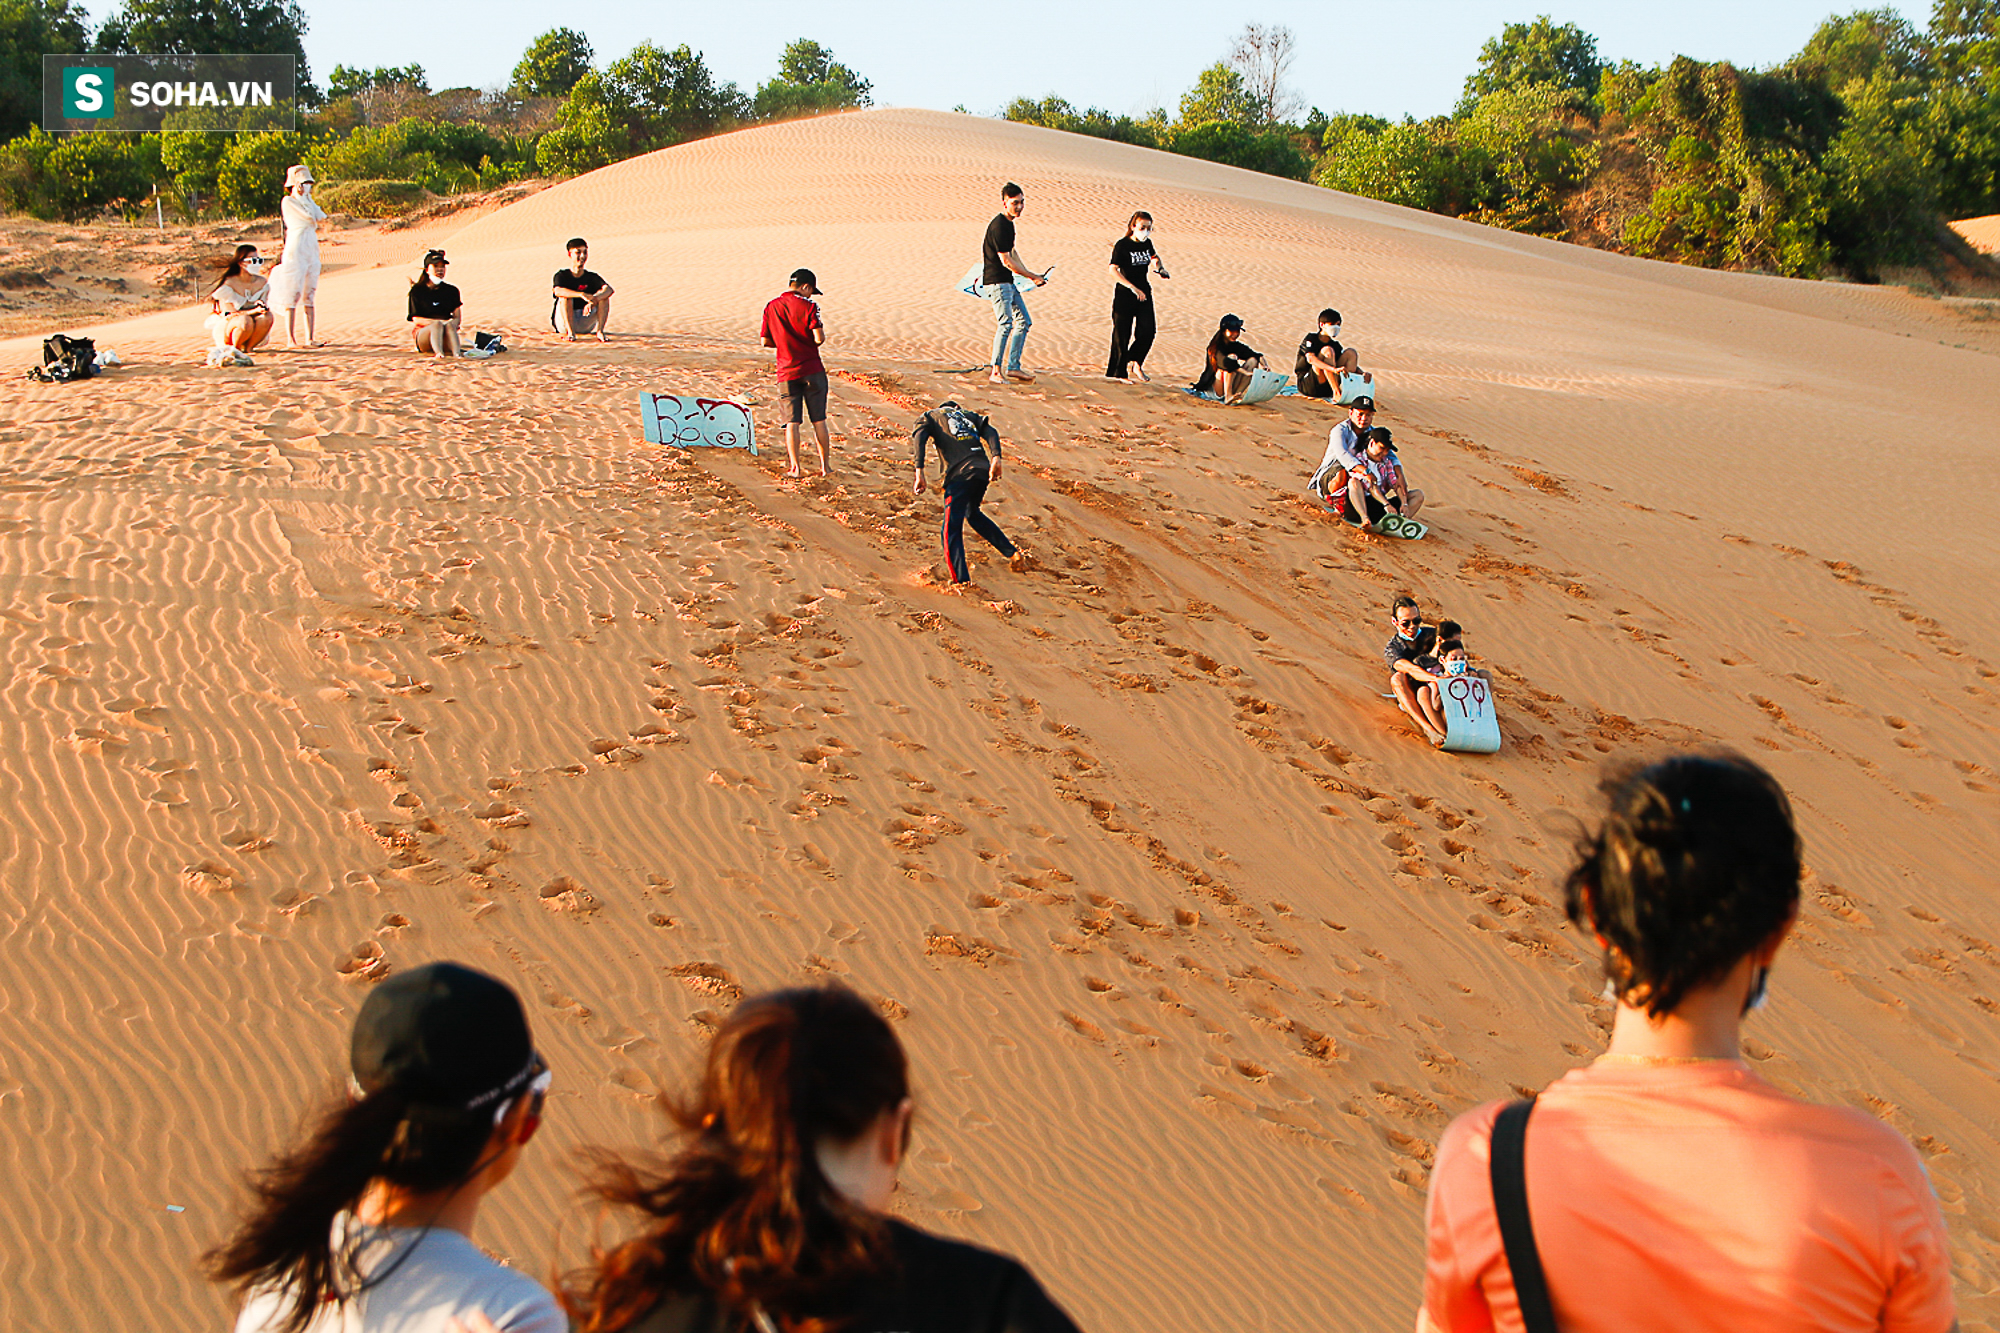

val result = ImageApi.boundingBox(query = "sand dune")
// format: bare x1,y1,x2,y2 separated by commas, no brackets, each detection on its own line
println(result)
1953,213,2000,255
2,109,1998,1331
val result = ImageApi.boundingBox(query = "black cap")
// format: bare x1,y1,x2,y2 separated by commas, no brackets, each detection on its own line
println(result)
1349,395,1376,411
351,961,535,1111
1219,313,1244,331
789,268,822,293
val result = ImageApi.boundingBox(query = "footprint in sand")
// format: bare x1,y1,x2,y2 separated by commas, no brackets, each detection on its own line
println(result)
336,940,389,983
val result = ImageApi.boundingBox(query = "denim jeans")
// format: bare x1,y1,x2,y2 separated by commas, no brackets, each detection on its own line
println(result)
984,281,1031,372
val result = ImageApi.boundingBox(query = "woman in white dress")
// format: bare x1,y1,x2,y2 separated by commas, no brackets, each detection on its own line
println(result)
269,163,326,346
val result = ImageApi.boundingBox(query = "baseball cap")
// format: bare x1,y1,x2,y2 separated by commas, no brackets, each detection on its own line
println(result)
1349,395,1376,411
789,268,822,293
1219,314,1244,331
350,961,537,1112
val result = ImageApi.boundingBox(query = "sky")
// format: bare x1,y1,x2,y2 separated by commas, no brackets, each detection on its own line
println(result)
78,0,1935,122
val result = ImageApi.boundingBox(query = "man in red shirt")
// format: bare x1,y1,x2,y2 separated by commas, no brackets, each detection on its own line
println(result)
759,268,831,478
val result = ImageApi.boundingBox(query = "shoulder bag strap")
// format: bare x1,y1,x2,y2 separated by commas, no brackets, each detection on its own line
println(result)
1488,1097,1559,1333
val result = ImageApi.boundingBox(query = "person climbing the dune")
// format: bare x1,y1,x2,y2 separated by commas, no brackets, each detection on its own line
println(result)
911,400,1029,586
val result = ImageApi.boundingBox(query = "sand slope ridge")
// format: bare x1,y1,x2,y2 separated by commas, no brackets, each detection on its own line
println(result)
1,109,1997,1332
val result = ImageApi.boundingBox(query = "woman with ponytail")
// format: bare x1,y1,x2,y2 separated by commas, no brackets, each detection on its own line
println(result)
1417,754,1957,1333
566,984,1082,1333
207,962,563,1333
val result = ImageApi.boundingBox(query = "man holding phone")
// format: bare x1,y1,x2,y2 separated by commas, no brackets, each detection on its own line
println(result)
982,182,1049,386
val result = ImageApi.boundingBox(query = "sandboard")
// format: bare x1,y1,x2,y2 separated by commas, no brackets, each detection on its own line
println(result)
640,393,757,455
958,264,1043,298
1237,367,1290,404
1337,370,1377,404
1440,675,1502,753
1300,490,1426,539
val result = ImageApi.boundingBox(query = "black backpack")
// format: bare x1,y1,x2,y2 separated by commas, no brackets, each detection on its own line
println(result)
33,334,98,382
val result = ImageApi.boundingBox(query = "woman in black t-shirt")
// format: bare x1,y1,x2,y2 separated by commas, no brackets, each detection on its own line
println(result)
1192,315,1265,402
407,249,463,359
564,985,1084,1333
1106,210,1170,381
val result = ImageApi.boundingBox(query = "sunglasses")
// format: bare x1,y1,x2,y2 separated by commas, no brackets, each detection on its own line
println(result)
244,256,265,268
1396,615,1423,628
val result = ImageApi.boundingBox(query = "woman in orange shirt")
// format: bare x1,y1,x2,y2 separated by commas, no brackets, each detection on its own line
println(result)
1419,753,1957,1333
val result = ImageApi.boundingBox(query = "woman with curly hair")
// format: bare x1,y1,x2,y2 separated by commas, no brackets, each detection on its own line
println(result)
565,984,1082,1333
1417,754,1956,1333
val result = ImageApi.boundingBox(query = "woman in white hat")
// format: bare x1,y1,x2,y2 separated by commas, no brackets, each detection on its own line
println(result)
269,163,326,347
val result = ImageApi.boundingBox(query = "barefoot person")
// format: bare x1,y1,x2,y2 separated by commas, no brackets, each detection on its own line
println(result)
982,182,1047,385
760,267,831,479
1294,308,1367,400
1353,427,1425,530
206,961,563,1333
564,984,1084,1333
1418,754,1958,1333
550,238,613,341
912,400,1026,585
409,250,463,360
1106,210,1169,381
205,244,273,366
1385,595,1449,745
269,165,325,347
1192,315,1266,403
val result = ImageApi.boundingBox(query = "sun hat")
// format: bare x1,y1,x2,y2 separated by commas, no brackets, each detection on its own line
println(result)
350,962,537,1112
285,164,314,189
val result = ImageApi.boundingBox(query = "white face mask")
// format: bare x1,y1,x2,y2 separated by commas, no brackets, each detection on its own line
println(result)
1324,323,1341,339
1133,228,1151,241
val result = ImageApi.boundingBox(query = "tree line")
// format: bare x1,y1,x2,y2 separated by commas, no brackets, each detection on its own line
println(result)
1010,10,2000,283
0,0,871,220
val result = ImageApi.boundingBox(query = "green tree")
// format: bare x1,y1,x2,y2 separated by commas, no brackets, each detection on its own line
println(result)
1172,119,1310,178
1003,95,1164,147
512,27,593,99
160,127,228,212
1178,63,1261,130
215,127,305,213
537,71,624,177
754,38,872,122
1460,15,1604,110
1786,9,1934,90
328,64,427,99
1317,119,1488,214
43,130,161,218
598,41,748,150
1932,0,2000,86
1,0,91,141
1457,83,1600,235
94,0,314,95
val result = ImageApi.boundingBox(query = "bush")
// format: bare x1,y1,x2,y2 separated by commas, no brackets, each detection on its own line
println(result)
314,178,424,217
1318,120,1487,214
1172,120,1310,179
536,77,623,177
0,127,59,216
44,132,162,219
217,131,309,215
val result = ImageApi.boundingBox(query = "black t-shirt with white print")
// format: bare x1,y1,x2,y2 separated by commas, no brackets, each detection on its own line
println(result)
1110,236,1155,293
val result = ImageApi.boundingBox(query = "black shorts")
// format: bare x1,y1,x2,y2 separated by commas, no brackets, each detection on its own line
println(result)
1296,372,1334,398
783,371,829,424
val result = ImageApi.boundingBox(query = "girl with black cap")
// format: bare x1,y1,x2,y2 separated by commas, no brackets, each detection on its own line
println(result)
1192,315,1264,403
207,961,562,1333
564,983,1082,1333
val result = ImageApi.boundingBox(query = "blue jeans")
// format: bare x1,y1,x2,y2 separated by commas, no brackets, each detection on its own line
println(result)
984,281,1030,372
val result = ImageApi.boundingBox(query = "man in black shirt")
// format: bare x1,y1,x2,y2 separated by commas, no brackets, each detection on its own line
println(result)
551,237,614,341
1295,307,1367,399
981,183,1047,386
911,401,1027,584
1383,595,1448,744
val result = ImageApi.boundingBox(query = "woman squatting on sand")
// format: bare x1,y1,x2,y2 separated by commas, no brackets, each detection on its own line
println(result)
206,962,563,1333
1417,753,1957,1333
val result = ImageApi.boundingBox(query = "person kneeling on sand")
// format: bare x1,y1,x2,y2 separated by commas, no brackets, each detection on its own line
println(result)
912,400,1028,585
1294,308,1368,400
1384,595,1450,745
551,237,613,341
206,961,563,1333
409,250,463,360
1192,315,1266,403
1417,753,1958,1333
206,244,273,367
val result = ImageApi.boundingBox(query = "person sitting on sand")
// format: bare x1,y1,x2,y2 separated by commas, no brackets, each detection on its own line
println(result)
1309,396,1383,519
1352,427,1424,528
205,244,273,367
1384,595,1449,745
1192,315,1266,403
551,237,613,341
1419,636,1473,727
1294,308,1368,400
912,400,1027,585
1418,753,1958,1333
206,961,563,1333
409,250,463,360
563,984,1084,1333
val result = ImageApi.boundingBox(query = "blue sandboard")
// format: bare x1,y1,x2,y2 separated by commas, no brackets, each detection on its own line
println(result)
640,393,757,456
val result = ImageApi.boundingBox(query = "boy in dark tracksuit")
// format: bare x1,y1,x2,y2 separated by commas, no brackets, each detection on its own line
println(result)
911,401,1024,584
